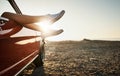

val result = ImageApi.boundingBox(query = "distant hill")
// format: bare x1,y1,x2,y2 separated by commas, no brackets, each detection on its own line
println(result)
47,38,120,43
46,39,120,47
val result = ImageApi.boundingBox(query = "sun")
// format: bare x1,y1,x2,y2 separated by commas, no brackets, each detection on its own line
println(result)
35,21,51,33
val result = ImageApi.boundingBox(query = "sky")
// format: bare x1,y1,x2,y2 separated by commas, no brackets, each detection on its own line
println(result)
0,0,120,41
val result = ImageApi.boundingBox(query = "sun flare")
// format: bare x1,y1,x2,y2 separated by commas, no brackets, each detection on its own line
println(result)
35,21,63,41
35,21,51,33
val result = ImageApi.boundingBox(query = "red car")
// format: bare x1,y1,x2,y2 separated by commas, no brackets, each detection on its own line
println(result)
0,0,44,75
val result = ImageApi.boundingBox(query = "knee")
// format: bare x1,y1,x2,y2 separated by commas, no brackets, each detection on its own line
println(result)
1,12,11,17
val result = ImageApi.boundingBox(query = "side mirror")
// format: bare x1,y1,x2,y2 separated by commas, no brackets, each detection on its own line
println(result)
0,17,9,27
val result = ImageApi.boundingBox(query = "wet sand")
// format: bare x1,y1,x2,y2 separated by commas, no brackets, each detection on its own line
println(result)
22,39,120,76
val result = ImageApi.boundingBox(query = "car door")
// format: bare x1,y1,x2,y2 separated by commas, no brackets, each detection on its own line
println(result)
0,0,41,75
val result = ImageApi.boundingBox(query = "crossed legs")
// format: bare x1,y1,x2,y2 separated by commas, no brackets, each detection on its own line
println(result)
1,10,65,37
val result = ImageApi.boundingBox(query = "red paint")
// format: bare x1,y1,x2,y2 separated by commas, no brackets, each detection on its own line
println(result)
0,20,23,39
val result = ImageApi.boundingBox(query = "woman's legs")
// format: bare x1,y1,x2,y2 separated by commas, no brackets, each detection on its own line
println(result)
2,12,46,24
24,24,43,32
1,10,65,24
1,10,65,37
24,23,64,38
